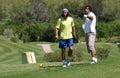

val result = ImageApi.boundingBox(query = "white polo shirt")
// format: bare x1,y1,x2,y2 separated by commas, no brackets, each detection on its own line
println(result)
84,12,96,33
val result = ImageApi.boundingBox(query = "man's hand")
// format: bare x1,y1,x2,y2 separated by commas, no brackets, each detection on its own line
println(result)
73,35,77,40
55,28,59,39
84,14,93,20
55,34,59,39
73,35,78,43
84,15,88,18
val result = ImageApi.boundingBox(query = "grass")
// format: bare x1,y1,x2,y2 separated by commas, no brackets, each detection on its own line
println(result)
0,36,120,78
0,60,120,78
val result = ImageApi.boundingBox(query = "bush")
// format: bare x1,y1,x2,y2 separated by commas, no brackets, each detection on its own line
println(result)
19,31,30,43
43,26,56,42
43,50,83,62
118,44,120,48
3,29,13,38
71,50,83,62
43,51,61,62
10,36,19,43
96,47,110,60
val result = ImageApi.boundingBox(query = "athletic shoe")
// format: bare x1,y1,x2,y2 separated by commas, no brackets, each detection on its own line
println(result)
90,60,95,64
62,64,67,67
93,57,97,63
66,57,71,66
91,57,97,64
67,62,71,66
62,60,67,67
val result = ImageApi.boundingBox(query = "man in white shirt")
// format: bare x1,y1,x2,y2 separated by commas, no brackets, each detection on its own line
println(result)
82,5,97,64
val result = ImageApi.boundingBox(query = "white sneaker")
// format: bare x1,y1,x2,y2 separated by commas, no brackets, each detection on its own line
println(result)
62,65,67,67
91,61,95,64
91,57,97,64
62,60,67,67
93,57,97,63
67,62,71,66
66,57,70,66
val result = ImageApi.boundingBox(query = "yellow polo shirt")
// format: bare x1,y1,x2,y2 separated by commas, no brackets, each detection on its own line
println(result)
56,17,75,39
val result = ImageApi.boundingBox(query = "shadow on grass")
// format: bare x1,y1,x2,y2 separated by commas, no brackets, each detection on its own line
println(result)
47,62,90,68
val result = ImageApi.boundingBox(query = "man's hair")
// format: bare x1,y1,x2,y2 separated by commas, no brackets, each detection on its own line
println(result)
61,12,69,17
84,5,92,12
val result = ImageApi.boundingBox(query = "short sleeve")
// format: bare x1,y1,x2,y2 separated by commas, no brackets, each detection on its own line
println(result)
89,12,95,19
56,18,61,29
71,18,75,27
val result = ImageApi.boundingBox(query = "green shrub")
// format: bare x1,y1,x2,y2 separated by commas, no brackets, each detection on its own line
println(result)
96,47,110,60
43,50,83,62
71,50,83,62
43,26,55,42
43,51,61,62
118,44,120,48
19,31,30,43
10,36,19,43
3,28,13,38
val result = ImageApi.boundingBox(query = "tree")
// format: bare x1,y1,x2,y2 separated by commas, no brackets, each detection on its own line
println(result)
87,0,106,22
58,0,84,19
30,0,50,22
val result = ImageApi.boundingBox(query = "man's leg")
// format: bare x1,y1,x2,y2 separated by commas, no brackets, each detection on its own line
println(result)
59,39,67,67
61,48,66,60
87,33,97,64
66,38,74,66
68,46,73,57
66,46,74,66
61,48,67,67
90,49,97,64
91,49,96,58
89,33,97,58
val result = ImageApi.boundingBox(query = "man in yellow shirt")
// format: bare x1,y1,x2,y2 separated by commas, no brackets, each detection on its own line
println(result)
55,8,76,67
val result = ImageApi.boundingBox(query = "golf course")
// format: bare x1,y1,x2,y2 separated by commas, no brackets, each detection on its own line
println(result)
0,0,120,78
0,36,120,78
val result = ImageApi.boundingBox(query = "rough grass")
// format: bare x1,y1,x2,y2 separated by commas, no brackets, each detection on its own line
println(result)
0,36,120,78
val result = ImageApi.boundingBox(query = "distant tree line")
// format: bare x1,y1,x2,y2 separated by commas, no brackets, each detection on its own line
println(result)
0,0,119,42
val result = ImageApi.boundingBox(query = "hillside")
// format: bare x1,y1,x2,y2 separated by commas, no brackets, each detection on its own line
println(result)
0,35,120,64
0,36,46,64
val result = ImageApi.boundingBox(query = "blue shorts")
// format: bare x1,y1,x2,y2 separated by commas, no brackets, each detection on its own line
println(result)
59,38,74,48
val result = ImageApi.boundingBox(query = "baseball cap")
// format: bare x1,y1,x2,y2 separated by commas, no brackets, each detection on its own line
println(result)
62,8,69,12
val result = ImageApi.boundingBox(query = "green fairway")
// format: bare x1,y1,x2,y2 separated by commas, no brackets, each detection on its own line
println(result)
0,36,120,78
